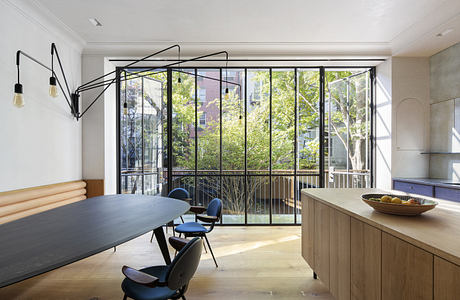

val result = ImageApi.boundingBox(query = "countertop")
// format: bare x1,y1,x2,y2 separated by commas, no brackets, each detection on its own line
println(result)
301,188,460,266
393,177,460,190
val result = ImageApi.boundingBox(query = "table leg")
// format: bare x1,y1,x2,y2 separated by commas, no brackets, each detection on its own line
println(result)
154,227,171,264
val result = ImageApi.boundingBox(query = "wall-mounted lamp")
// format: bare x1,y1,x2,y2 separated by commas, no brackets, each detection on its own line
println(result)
14,43,238,121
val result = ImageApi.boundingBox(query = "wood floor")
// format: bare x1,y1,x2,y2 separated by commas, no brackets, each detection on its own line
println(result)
0,226,333,300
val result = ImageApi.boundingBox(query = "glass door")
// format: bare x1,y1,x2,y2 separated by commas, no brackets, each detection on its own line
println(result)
120,69,167,195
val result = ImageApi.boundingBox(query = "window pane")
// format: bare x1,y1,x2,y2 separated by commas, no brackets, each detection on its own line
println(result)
172,69,195,177
247,69,270,173
272,69,295,172
222,69,245,175
272,175,295,224
197,69,220,173
120,75,143,194
221,175,245,224
143,75,165,195
247,176,270,224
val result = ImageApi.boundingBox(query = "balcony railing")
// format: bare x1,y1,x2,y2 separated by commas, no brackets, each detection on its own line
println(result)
120,168,370,223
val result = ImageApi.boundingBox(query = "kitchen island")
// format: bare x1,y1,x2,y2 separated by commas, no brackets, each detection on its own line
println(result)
301,188,460,300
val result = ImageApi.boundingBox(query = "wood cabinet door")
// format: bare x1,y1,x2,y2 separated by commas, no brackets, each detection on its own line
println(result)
330,209,351,300
434,256,460,299
314,201,330,288
301,194,315,269
351,218,381,300
381,233,433,300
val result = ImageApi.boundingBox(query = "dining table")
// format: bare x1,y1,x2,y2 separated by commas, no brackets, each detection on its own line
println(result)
0,194,189,288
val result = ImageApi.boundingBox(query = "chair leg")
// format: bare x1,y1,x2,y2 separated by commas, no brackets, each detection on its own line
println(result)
201,237,208,253
204,234,218,268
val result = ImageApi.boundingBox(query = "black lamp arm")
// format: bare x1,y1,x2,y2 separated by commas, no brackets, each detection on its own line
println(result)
75,44,181,93
15,50,76,117
51,43,73,98
77,77,116,120
77,50,231,92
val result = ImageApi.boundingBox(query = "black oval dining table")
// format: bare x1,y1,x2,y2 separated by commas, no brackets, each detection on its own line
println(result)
0,194,189,288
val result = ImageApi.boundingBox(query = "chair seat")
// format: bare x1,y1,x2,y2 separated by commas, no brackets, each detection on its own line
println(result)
122,266,178,300
175,222,208,234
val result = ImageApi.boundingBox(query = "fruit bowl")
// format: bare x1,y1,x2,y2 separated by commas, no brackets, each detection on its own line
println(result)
361,193,437,216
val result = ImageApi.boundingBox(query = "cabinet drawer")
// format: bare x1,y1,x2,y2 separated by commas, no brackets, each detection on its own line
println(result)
393,181,433,197
435,187,460,203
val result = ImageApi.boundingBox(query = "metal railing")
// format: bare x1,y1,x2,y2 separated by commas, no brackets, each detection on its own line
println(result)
120,168,370,223
167,169,370,224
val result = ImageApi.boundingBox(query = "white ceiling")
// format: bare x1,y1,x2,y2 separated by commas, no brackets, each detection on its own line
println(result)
31,0,460,57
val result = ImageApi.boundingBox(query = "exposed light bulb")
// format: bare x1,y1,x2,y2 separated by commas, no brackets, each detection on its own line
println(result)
13,83,24,108
224,87,229,100
49,77,58,98
178,77,182,84
123,102,128,115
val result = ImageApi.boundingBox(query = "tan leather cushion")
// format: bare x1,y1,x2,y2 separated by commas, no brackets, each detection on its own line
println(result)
0,181,87,225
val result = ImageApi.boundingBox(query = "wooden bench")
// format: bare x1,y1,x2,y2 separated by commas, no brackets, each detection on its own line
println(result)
0,181,87,225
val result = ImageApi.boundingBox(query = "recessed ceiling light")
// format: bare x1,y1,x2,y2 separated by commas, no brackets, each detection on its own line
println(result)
436,28,453,37
89,18,102,27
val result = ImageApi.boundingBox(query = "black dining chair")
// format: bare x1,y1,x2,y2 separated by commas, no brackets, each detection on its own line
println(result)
121,237,202,300
151,188,191,242
174,198,222,268
168,188,191,223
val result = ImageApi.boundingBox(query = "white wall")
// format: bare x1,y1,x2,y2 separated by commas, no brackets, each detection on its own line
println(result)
391,57,430,179
81,55,117,194
0,0,83,191
375,57,430,188
375,59,392,189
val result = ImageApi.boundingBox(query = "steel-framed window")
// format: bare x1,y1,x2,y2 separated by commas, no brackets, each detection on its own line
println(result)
116,66,376,225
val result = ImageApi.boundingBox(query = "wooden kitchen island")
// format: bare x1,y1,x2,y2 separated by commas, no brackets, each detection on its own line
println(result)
301,188,460,300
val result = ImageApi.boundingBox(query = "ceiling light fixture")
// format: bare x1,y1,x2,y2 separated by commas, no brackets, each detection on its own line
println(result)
436,28,453,37
89,18,102,27
13,44,237,121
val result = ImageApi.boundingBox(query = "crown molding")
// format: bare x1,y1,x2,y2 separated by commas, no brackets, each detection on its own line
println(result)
82,41,392,58
3,0,86,52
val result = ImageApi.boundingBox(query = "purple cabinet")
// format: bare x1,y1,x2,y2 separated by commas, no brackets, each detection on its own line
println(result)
435,187,460,203
393,181,434,197
393,179,460,203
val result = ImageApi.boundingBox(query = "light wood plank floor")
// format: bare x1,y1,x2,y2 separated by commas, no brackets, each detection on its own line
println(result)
0,226,333,300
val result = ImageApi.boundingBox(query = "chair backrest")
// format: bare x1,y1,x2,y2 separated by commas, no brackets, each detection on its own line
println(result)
166,237,203,290
206,198,222,220
168,188,190,201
